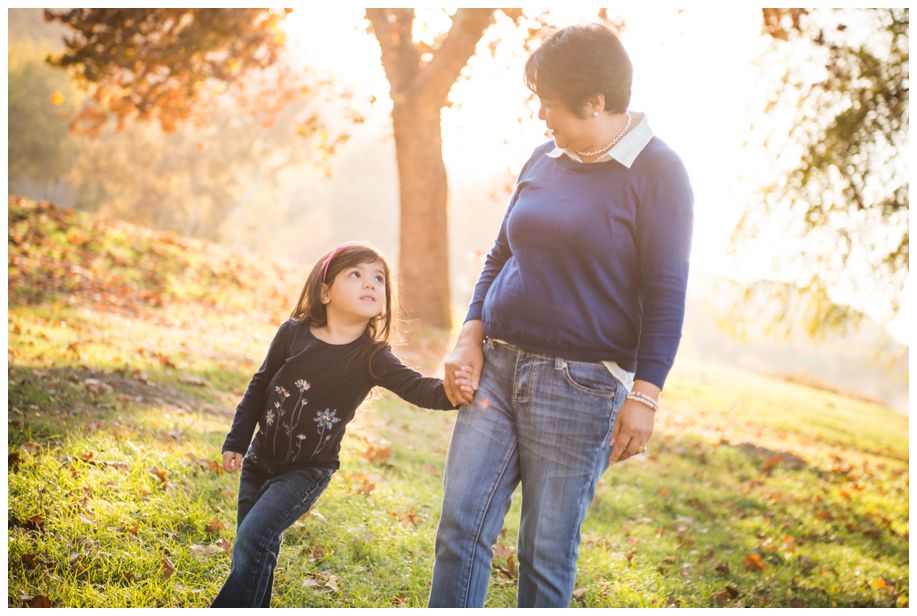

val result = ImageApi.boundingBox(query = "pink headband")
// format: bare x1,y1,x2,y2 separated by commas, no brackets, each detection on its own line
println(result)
321,243,351,282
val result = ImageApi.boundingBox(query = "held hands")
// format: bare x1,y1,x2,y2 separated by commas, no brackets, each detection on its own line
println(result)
445,365,476,406
222,451,243,472
444,320,485,406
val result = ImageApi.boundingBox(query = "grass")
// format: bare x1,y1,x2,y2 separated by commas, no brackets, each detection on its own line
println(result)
7,196,909,607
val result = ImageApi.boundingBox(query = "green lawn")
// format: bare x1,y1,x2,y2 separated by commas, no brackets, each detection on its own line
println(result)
7,197,909,607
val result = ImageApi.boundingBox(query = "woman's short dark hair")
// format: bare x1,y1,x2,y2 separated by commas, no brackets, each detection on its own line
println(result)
524,23,632,118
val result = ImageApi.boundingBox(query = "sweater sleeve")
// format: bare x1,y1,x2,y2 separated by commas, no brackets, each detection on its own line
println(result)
465,147,541,323
634,151,694,389
371,346,456,410
222,320,293,453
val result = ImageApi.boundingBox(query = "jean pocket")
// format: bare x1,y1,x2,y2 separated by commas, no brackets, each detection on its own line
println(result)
561,360,617,397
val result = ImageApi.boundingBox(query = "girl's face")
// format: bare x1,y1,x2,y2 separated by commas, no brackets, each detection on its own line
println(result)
322,260,387,323
538,96,593,152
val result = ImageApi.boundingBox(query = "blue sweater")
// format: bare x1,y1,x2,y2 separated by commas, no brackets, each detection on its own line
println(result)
466,138,693,389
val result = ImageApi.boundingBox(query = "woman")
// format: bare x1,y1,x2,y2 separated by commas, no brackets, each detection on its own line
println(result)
429,24,693,607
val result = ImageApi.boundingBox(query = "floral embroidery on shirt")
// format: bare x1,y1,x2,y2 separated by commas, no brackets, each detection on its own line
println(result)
270,384,295,456
312,408,340,456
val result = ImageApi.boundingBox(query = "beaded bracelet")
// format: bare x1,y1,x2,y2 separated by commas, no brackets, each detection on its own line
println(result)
625,391,659,412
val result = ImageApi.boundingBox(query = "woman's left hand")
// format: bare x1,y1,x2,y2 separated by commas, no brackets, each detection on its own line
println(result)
609,399,656,464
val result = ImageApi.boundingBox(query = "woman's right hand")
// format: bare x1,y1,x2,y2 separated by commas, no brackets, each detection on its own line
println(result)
444,320,485,406
222,451,244,472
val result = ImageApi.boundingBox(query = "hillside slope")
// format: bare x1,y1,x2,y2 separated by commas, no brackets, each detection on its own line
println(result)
7,197,909,607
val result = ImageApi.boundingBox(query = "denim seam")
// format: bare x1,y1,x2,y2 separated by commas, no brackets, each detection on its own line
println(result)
462,438,518,608
560,406,617,607
603,383,622,444
511,351,522,404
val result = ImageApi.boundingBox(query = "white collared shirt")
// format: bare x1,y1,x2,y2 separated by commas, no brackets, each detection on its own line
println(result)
546,111,654,169
537,111,656,391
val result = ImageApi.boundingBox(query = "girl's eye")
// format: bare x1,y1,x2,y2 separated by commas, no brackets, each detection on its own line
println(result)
349,271,361,279
375,275,385,284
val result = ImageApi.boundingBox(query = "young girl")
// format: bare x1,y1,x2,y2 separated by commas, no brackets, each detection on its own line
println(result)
211,242,471,608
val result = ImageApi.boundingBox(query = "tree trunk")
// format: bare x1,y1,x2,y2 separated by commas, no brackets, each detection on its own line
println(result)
392,99,450,327
366,8,495,328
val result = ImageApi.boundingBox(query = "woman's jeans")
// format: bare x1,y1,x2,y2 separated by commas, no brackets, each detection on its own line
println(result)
211,454,333,608
429,338,626,607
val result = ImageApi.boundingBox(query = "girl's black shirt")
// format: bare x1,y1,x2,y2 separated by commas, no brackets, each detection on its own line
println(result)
222,320,455,471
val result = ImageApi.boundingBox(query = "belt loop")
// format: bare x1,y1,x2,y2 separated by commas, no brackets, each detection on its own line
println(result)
554,356,566,370
485,337,494,350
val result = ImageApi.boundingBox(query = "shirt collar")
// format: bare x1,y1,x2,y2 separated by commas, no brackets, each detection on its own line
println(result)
546,112,653,168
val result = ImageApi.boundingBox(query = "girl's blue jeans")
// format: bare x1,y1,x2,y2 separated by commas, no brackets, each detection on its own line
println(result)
429,338,626,607
211,455,333,608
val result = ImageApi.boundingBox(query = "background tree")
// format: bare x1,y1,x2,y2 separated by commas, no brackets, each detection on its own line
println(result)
364,9,497,326
45,8,637,327
8,35,82,205
45,8,289,135
730,8,909,336
41,9,349,243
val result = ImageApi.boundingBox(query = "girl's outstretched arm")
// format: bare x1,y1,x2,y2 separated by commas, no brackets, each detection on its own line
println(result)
371,346,466,410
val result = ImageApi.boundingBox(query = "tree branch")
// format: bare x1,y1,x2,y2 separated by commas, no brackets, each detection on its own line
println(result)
366,8,420,102
419,8,494,105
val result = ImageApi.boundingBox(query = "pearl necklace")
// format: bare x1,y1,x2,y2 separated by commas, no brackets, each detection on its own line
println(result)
575,112,632,159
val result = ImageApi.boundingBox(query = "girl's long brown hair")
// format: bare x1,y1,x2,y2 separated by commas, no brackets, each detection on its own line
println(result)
290,242,397,378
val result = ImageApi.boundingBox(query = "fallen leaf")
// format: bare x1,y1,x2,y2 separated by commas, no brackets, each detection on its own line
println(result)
874,578,887,589
312,545,325,560
83,378,113,395
161,555,175,579
493,542,513,560
761,454,783,473
309,510,327,523
743,552,769,572
572,587,587,600
324,574,340,592
206,518,225,534
187,453,223,474
506,554,517,578
362,442,392,465
216,537,233,557
713,585,740,604
178,375,208,387
24,594,52,608
400,511,419,526
148,467,169,485
21,554,41,570
715,562,730,575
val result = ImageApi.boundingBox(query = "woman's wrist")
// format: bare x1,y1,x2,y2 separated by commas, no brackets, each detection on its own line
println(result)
631,379,660,399
457,319,485,348
627,379,661,412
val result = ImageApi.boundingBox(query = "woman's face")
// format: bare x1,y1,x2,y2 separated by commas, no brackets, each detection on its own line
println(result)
537,96,592,151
